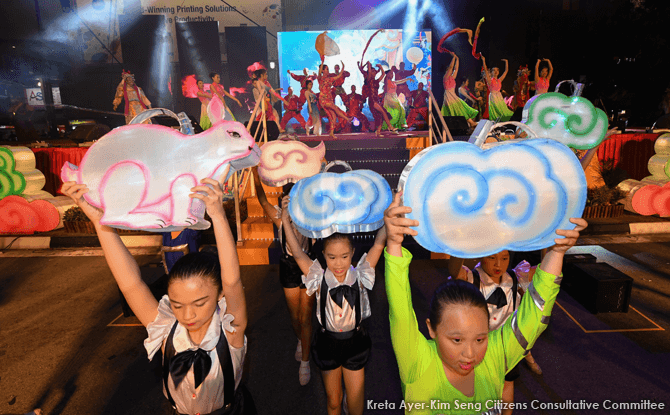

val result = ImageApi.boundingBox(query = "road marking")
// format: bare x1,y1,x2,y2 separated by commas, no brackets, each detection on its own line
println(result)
555,301,665,333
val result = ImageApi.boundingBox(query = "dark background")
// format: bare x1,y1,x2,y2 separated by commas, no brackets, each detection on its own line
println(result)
1,0,668,128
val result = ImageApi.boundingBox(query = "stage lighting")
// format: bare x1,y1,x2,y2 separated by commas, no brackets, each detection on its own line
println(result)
37,81,42,87
270,62,276,69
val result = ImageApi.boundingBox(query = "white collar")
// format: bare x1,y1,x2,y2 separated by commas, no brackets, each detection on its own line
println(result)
474,264,513,289
170,297,231,354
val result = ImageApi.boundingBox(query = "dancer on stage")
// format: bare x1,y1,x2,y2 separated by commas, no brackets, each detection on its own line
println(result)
394,62,417,101
383,192,587,415
252,68,287,133
331,64,350,102
441,53,478,128
281,196,387,415
304,80,322,136
482,56,513,122
209,72,242,121
475,78,489,120
458,77,482,112
196,79,213,130
360,62,396,136
344,85,370,133
288,68,317,105
317,62,352,139
511,66,532,111
112,70,152,124
61,174,256,415
382,69,410,130
406,82,429,129
534,58,553,96
280,87,307,132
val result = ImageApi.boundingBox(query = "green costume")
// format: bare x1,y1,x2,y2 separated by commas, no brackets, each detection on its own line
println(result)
385,247,560,415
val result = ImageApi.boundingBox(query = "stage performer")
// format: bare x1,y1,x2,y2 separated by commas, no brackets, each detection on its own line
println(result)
382,69,410,130
406,82,429,129
448,251,545,415
252,68,287,133
361,62,396,136
196,79,213,130
343,85,370,133
458,77,482,112
280,87,307,132
511,66,532,111
383,191,587,415
317,62,352,139
304,80,322,136
112,70,152,124
441,53,478,128
394,62,417,100
482,56,513,122
252,168,315,385
61,176,257,415
331,64,350,102
288,68,317,105
475,78,489,120
534,58,553,96
281,196,387,415
209,72,242,121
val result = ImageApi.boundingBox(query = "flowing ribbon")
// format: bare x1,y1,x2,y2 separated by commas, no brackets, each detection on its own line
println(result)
437,28,472,55
472,17,485,60
361,29,384,64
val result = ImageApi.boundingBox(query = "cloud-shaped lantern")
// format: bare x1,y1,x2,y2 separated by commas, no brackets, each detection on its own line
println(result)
522,92,608,150
258,140,326,187
288,169,392,238
399,139,587,258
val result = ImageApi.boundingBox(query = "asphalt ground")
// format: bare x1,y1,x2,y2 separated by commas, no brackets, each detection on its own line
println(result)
1,240,670,415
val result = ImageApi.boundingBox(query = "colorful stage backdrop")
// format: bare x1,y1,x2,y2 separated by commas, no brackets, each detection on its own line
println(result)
278,29,432,120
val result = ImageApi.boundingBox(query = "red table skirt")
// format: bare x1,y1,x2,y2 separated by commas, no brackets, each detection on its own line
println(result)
597,133,661,180
31,147,89,196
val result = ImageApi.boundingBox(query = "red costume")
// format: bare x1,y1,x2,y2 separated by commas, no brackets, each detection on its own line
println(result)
406,89,429,128
394,66,416,98
343,92,370,132
318,73,347,133
280,95,306,130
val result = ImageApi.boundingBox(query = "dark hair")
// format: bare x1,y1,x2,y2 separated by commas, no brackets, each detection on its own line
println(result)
429,280,489,330
459,76,469,86
196,78,204,84
168,252,223,294
252,68,267,80
322,64,329,71
305,80,313,88
209,72,218,80
322,232,353,251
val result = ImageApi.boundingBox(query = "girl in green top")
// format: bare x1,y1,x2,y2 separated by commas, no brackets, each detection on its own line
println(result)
383,192,587,414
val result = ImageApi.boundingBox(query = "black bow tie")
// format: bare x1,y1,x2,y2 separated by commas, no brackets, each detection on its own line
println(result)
329,284,358,309
486,287,508,309
170,348,212,389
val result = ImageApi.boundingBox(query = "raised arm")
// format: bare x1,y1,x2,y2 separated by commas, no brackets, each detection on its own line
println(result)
364,225,387,268
333,61,346,81
61,182,158,326
252,166,281,228
446,54,457,79
190,174,247,347
280,196,314,275
453,55,460,78
535,59,541,83
545,59,554,80
384,192,434,383
500,59,509,82
375,64,386,82
481,56,491,85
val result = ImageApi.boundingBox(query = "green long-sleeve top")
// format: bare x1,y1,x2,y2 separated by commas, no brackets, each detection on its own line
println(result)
385,247,561,415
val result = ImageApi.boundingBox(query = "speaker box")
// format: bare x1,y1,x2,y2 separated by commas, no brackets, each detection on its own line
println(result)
443,116,469,136
247,120,280,142
563,253,598,265
562,262,633,314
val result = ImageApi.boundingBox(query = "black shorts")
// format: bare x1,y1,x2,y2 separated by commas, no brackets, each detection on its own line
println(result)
505,362,521,382
311,325,371,371
279,253,306,289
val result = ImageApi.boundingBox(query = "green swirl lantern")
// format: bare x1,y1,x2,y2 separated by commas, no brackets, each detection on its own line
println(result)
522,92,608,150
0,147,26,199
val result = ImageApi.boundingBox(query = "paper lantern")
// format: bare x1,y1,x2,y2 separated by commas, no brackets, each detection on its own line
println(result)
60,120,261,232
522,92,608,149
288,168,392,238
399,139,587,258
258,140,325,187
